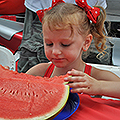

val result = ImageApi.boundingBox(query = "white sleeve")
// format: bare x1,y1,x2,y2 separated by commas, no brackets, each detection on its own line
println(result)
97,0,107,9
87,0,107,9
25,0,52,12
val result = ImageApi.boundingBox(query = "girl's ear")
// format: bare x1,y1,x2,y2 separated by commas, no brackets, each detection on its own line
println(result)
82,34,93,51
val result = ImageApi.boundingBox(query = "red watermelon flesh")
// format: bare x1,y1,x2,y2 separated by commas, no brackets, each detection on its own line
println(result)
0,65,69,119
0,65,68,84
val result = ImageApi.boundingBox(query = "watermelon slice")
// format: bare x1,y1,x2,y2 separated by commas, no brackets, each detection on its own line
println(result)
0,65,69,119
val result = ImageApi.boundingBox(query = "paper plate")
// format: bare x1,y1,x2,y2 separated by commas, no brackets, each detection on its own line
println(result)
0,46,14,69
53,92,80,120
0,46,19,71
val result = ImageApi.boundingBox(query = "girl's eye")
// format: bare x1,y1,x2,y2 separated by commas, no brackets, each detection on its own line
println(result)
46,43,53,46
61,43,71,47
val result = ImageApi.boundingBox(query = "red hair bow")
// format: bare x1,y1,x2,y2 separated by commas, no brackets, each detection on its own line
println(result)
75,0,100,23
36,0,65,22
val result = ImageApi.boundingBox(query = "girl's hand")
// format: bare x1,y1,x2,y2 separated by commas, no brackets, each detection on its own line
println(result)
64,69,101,95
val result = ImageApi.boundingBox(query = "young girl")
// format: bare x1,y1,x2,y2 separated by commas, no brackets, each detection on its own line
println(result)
26,1,120,99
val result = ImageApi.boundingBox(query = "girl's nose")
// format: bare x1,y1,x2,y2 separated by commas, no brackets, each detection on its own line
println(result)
52,48,61,55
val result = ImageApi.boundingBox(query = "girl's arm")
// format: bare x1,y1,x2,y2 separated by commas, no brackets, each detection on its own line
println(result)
92,67,120,82
26,63,50,77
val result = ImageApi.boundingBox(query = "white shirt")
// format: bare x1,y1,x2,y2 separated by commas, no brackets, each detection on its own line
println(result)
25,0,107,13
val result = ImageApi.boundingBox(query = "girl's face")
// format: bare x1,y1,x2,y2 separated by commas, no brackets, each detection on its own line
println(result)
43,23,92,68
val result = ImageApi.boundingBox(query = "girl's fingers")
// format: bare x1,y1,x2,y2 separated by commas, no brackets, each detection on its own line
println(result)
64,69,86,82
64,76,86,82
67,69,85,76
68,82,88,88
70,87,90,94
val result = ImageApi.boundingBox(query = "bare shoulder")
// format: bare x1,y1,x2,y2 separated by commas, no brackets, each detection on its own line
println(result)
91,66,120,81
26,62,51,77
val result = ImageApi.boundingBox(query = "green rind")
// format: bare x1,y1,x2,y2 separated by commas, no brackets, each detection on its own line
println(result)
63,82,69,85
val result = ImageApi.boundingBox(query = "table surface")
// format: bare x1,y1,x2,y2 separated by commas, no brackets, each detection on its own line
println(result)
68,64,120,120
69,94,120,120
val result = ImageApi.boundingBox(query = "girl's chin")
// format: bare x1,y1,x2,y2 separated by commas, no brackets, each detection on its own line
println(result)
54,64,64,68
53,62,66,68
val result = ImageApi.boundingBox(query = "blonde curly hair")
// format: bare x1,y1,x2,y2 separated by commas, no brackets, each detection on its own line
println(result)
42,3,107,53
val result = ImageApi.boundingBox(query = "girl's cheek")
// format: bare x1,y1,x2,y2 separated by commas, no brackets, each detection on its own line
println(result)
45,49,50,55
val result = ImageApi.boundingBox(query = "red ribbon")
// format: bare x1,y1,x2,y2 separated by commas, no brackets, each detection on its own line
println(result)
75,0,100,23
36,0,65,22
37,0,100,23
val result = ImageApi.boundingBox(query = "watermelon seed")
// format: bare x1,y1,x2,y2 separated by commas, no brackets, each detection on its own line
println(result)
0,88,3,91
9,90,12,95
36,95,38,97
28,93,30,97
49,91,53,95
15,91,18,95
25,92,27,97
43,90,48,94
9,90,15,95
2,89,7,94
12,91,15,95
32,92,39,97
33,92,35,96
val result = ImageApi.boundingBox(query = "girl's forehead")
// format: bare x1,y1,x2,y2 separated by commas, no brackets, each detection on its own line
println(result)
43,22,71,33
43,25,73,39
43,23,85,42
43,20,72,30
43,21,78,32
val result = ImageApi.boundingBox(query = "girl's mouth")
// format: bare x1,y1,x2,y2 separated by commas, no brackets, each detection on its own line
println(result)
52,58,65,62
